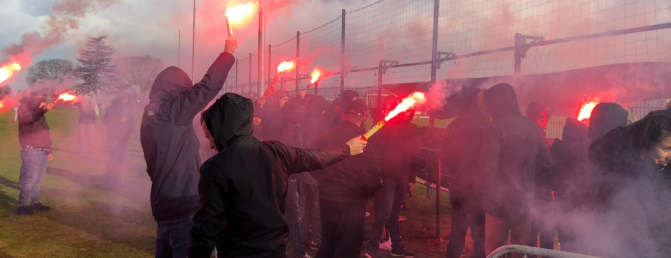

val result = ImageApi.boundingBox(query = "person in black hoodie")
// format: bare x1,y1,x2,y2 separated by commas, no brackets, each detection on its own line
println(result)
366,96,419,258
549,118,589,252
314,100,381,258
480,83,552,257
333,90,358,127
525,102,555,252
578,111,671,258
588,103,629,143
443,89,489,258
103,93,134,189
303,95,333,149
17,92,55,215
188,93,367,258
141,38,237,258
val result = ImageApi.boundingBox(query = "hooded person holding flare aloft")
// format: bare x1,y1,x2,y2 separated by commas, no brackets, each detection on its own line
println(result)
188,93,367,258
140,37,237,258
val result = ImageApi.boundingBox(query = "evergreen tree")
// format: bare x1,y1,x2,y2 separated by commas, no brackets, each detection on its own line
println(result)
76,35,115,93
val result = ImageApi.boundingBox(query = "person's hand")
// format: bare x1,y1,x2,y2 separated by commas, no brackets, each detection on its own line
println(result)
224,38,238,54
46,103,55,110
121,117,128,123
346,137,367,156
300,90,307,98
266,85,276,96
48,154,53,161
39,102,46,109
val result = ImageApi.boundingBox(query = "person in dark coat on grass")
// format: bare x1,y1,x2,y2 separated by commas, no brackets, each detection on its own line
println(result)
314,100,381,258
366,97,419,258
103,93,134,189
141,38,237,258
188,93,368,258
16,92,55,215
480,83,552,257
574,111,671,258
548,118,590,252
443,89,489,258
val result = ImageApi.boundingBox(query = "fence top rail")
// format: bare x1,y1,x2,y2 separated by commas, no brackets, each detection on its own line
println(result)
272,36,297,48
301,16,342,35
346,0,384,14
487,245,604,258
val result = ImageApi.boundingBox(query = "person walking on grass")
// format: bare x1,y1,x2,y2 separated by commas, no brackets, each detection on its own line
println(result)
103,93,134,189
17,91,55,215
141,37,237,258
76,92,98,153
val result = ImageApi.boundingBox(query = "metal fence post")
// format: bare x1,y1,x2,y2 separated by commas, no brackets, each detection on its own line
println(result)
377,61,383,108
436,154,442,239
235,58,238,92
249,53,252,94
296,31,300,94
268,44,272,90
429,0,440,129
514,33,522,75
340,9,346,93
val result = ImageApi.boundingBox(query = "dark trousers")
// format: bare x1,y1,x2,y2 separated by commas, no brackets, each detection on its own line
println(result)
105,140,127,188
156,215,193,258
485,214,531,258
315,196,366,258
446,190,486,258
369,177,407,251
286,176,306,258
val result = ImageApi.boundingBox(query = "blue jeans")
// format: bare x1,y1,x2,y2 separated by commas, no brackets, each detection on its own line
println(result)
286,175,306,258
156,215,193,258
298,173,321,245
19,148,49,206
369,177,407,251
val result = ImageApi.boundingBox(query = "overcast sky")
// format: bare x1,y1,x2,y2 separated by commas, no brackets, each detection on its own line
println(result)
0,0,379,89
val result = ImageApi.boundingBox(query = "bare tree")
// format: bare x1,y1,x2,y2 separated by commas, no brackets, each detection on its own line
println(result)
114,55,164,93
27,59,76,85
0,85,11,98
76,35,115,94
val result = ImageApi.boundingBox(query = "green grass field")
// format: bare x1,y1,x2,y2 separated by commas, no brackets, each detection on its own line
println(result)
0,108,464,258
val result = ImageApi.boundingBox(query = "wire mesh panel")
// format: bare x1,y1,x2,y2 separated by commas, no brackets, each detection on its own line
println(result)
297,16,343,96
345,0,434,85
270,37,298,92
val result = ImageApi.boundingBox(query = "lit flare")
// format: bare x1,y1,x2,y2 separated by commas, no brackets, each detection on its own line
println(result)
362,92,427,140
57,92,79,103
277,61,295,72
225,2,255,22
310,69,321,84
0,62,21,84
578,101,599,121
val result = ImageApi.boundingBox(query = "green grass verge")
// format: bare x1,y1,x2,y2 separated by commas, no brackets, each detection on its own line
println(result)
0,108,465,258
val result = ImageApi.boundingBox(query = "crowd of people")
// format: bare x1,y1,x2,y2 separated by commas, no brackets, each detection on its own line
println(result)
12,36,671,258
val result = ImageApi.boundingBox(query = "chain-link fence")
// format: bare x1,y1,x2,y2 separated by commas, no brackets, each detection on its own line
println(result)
226,0,671,130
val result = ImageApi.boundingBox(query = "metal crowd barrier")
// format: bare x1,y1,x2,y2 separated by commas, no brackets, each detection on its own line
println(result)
487,245,604,258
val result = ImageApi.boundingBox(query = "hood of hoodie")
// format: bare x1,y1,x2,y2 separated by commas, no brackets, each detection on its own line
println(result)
588,103,628,141
339,90,358,107
148,66,193,104
484,83,522,119
306,95,329,116
459,89,489,121
562,118,588,143
203,93,254,151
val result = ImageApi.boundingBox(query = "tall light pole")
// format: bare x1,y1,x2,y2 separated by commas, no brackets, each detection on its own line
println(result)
192,0,196,82
257,0,266,96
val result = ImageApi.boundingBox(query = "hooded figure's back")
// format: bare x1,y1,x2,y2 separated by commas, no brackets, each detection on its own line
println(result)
140,52,235,222
481,83,552,219
189,93,352,258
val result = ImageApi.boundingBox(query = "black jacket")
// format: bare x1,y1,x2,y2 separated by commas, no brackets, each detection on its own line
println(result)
481,83,552,219
588,103,628,142
550,118,590,208
442,89,490,193
18,95,52,150
189,93,350,258
314,120,380,201
303,96,333,148
140,52,235,222
104,95,134,144
371,118,420,183
278,100,305,147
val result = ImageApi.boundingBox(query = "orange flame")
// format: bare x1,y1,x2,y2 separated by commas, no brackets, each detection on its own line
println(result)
57,92,79,103
226,2,255,23
0,101,3,109
384,92,426,121
578,101,599,121
0,62,22,84
277,61,295,73
310,69,321,84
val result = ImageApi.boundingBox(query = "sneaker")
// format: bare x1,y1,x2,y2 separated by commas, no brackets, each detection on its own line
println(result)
16,206,33,215
391,247,415,258
32,202,51,211
379,239,392,251
399,216,407,222
365,249,383,258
